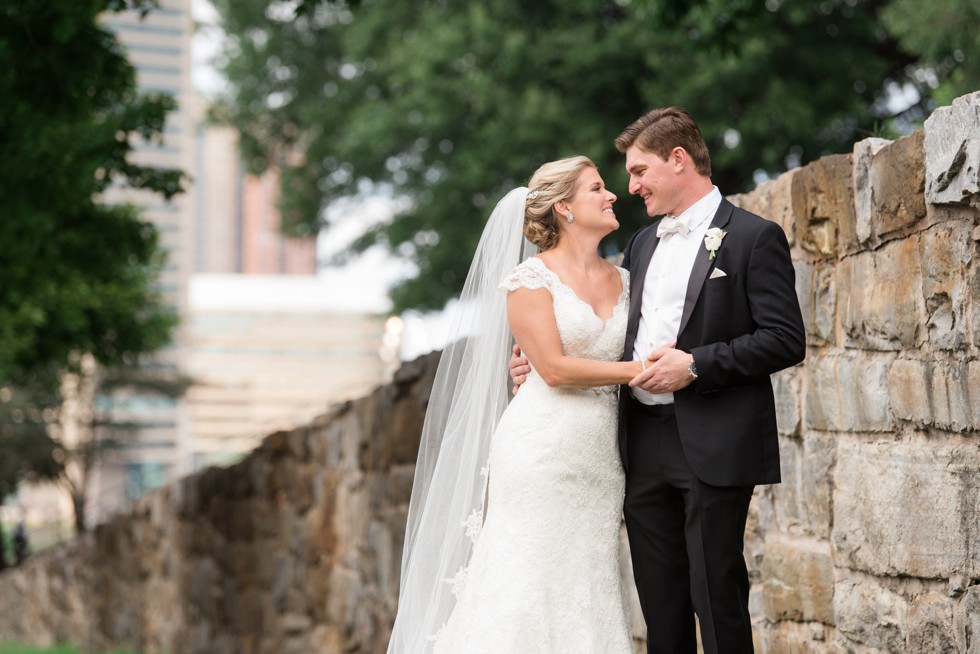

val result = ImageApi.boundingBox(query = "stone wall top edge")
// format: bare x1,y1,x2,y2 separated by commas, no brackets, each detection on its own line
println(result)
924,90,980,206
714,92,980,229
923,89,980,130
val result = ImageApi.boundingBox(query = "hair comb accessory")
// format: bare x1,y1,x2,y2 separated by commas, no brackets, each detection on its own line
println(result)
526,189,541,200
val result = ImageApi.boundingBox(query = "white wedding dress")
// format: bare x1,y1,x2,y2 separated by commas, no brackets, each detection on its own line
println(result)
430,256,634,654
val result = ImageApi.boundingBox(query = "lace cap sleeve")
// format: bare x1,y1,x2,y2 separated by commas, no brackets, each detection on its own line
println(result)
498,258,553,293
619,266,630,295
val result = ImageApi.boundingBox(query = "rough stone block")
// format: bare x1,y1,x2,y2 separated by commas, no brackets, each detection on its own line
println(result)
773,440,801,533
746,487,773,585
885,358,933,427
907,592,956,653
828,633,897,654
833,439,980,579
867,131,927,239
888,358,980,431
286,427,311,460
323,408,363,470
919,220,974,350
812,263,836,346
748,583,765,622
838,238,926,350
792,154,855,258
269,461,314,512
975,247,980,350
762,533,834,624
367,519,395,597
925,90,980,206
833,573,908,652
730,169,798,247
794,259,836,347
746,489,771,583
853,137,892,244
805,355,893,432
359,355,437,470
772,365,802,437
771,433,835,539
803,435,835,540
794,259,813,343
954,586,980,654
759,621,832,653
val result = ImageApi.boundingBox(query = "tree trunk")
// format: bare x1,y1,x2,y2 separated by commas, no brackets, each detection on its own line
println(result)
72,491,87,533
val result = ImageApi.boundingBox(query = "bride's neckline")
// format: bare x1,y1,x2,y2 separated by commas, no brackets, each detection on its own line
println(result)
527,256,626,323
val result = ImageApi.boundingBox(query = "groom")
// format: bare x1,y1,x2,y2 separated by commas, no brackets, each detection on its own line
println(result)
512,107,805,653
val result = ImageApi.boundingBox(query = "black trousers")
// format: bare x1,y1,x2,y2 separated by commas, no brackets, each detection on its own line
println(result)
623,398,755,654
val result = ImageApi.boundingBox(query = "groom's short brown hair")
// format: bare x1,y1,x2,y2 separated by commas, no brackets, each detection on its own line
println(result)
615,107,712,177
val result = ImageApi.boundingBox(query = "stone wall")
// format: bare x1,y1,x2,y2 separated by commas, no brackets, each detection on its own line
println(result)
1,91,979,653
0,352,439,654
731,91,980,653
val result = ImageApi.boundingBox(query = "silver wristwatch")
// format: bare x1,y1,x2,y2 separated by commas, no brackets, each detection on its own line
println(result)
688,358,698,379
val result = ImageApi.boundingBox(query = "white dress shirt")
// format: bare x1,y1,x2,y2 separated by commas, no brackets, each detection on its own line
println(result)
632,187,722,405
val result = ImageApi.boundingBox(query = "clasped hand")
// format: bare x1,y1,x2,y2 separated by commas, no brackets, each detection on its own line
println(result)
627,343,695,394
507,343,695,395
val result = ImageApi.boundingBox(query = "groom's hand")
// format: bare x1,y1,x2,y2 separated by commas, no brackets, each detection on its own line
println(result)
628,346,695,394
509,344,531,395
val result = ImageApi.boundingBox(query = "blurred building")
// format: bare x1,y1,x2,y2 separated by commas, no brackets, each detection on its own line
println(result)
187,126,380,469
186,275,395,468
90,0,199,521
241,169,318,275
194,126,318,276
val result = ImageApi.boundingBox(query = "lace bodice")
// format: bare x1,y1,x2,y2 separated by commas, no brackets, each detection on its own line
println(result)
499,257,629,364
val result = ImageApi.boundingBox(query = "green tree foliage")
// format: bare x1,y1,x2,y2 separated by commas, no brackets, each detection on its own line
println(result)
0,374,62,501
0,371,61,569
0,0,183,383
212,0,948,311
881,0,980,106
0,0,184,523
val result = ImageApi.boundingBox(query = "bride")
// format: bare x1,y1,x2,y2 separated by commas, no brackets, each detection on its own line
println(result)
387,156,641,653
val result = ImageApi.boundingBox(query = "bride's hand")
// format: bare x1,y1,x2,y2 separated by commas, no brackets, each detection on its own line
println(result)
628,344,694,393
509,344,531,395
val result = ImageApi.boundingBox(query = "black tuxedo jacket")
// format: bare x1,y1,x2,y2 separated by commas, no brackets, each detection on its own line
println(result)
618,198,805,487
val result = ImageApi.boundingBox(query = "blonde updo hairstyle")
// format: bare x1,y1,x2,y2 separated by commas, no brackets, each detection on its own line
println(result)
524,155,596,251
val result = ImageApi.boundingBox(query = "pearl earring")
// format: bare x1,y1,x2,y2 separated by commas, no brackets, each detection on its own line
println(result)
566,212,574,223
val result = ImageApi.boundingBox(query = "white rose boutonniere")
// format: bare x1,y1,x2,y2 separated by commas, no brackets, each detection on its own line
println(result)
704,228,727,260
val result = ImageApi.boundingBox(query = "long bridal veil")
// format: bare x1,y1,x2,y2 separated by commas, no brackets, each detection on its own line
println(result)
386,187,537,653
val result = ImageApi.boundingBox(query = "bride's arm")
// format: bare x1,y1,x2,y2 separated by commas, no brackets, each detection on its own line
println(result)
507,287,641,388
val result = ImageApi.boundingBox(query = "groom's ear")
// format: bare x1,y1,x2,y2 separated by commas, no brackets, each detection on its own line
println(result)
671,146,689,171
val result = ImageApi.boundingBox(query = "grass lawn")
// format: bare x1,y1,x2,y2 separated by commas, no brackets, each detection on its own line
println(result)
0,645,140,654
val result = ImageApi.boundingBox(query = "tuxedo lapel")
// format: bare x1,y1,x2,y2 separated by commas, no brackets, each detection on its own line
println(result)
677,199,735,337
627,231,661,333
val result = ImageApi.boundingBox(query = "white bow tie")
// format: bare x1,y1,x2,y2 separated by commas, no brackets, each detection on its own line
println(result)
656,215,689,239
